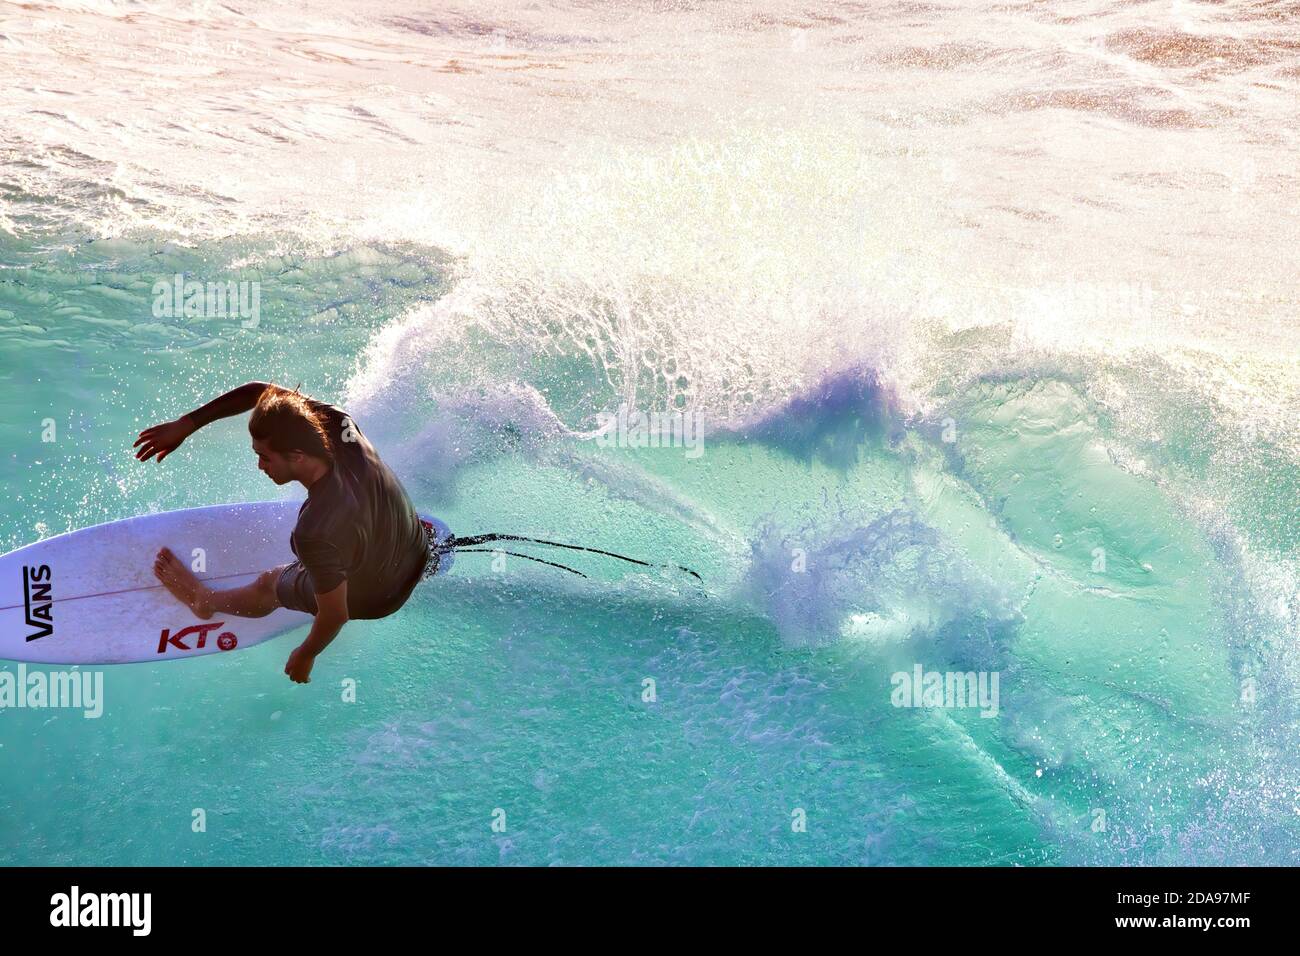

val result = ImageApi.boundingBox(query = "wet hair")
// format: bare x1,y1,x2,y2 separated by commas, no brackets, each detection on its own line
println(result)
248,383,334,463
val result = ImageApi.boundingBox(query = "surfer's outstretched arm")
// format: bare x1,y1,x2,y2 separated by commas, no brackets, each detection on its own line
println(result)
134,380,271,462
284,580,349,684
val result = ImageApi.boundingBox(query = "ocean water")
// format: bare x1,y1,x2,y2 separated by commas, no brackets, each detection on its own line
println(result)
1,0,1298,866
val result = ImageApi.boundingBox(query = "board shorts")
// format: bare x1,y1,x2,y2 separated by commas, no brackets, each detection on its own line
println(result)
273,561,324,616
273,519,435,620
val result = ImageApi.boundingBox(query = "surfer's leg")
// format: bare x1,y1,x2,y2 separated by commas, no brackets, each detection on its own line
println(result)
153,547,280,619
205,567,283,618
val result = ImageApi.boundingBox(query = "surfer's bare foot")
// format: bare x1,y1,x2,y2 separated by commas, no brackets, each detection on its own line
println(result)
153,547,214,619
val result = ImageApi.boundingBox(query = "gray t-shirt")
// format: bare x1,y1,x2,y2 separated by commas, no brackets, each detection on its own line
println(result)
289,398,427,618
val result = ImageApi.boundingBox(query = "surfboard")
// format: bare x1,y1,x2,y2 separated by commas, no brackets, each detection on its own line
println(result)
0,502,453,665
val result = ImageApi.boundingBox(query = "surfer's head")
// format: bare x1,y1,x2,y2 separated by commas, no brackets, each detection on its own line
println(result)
248,384,334,485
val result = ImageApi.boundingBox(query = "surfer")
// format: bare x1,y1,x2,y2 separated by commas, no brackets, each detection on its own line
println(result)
133,382,431,683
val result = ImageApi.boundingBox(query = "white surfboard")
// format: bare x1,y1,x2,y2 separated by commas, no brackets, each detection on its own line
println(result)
0,502,453,665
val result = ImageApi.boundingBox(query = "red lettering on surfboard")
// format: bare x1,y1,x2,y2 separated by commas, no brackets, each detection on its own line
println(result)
157,621,226,654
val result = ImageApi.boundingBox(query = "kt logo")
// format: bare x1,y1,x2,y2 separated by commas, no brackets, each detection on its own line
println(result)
157,621,238,654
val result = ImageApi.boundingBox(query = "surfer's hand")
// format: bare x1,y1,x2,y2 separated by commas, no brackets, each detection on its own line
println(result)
133,417,195,463
285,643,316,684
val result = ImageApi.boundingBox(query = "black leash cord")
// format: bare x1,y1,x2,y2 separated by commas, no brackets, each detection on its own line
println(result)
448,547,588,578
446,533,701,581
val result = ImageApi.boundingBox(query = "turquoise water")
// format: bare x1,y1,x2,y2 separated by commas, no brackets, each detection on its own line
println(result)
2,0,1299,865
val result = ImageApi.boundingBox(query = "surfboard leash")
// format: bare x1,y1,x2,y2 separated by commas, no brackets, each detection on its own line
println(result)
440,532,702,581
447,547,588,578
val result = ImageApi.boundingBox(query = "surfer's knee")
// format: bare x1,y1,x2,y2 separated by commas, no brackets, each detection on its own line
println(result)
255,569,281,605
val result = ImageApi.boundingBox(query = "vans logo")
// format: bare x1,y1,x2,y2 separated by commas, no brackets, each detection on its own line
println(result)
23,565,53,642
157,620,234,654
